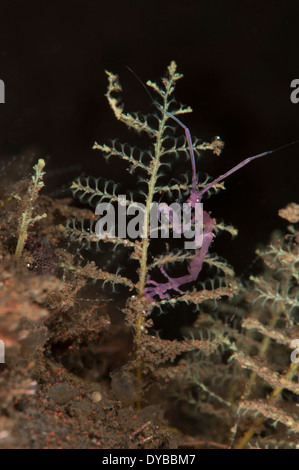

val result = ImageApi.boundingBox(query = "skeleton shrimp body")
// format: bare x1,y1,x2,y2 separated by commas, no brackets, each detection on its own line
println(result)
143,105,298,301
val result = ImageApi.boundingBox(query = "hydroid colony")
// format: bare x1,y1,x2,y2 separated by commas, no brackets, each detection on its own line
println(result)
65,62,299,447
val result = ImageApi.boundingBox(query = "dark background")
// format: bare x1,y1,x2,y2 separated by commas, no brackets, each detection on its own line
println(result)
0,0,298,274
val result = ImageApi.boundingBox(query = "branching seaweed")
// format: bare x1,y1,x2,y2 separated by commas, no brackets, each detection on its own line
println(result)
67,62,236,394
172,203,298,449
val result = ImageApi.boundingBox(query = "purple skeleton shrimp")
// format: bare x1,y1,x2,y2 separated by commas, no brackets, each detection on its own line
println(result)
143,106,297,301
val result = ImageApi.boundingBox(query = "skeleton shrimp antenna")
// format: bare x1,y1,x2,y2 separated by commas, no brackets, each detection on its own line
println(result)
198,139,299,198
